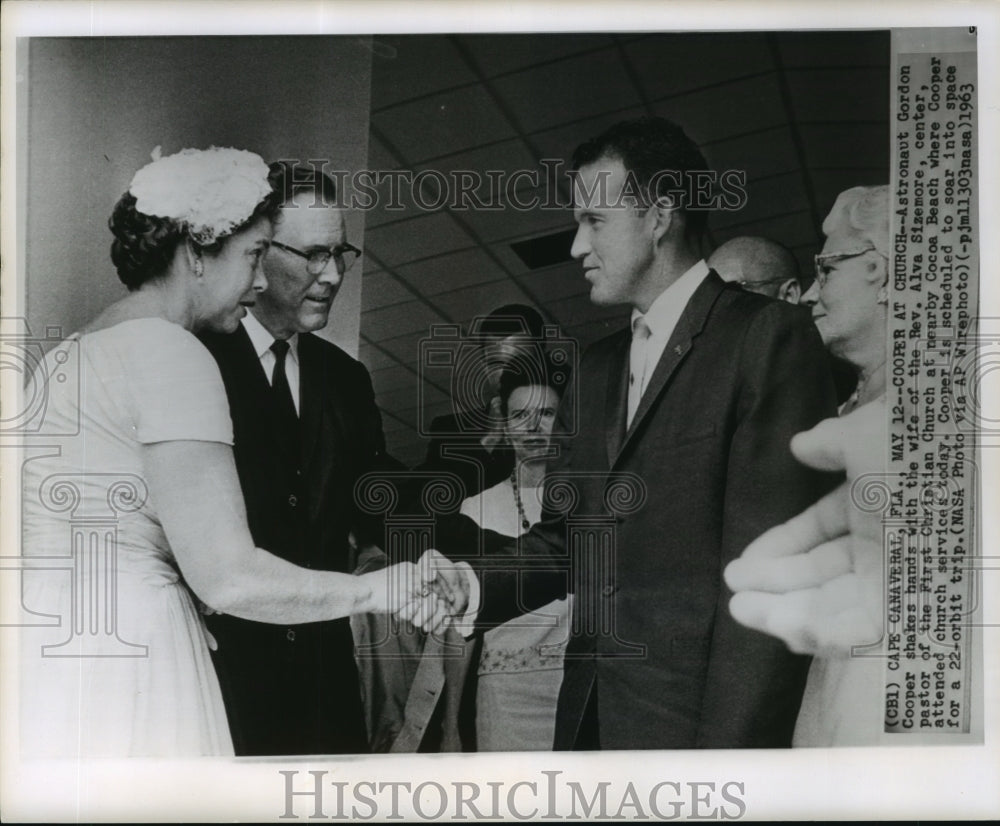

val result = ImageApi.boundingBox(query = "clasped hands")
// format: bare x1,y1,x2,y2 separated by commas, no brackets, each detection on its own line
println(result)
365,549,473,634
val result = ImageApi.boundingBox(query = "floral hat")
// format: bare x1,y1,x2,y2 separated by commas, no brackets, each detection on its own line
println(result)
128,146,272,245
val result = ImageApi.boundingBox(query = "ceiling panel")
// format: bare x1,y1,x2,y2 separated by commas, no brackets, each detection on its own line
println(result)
725,171,811,226
514,260,591,304
785,68,890,122
775,30,889,69
377,329,434,367
360,300,447,341
650,73,787,146
363,211,475,268
413,138,539,192
529,105,649,164
492,47,643,133
623,33,773,100
378,382,449,415
703,126,800,181
458,33,613,78
809,168,891,216
370,363,421,396
430,279,536,326
361,270,418,311
798,122,890,169
372,84,519,163
713,209,818,249
394,246,510,296
359,340,406,373
369,35,476,110
458,187,575,244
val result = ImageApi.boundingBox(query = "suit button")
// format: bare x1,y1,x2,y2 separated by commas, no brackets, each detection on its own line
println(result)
602,584,617,597
288,494,298,507
286,630,296,642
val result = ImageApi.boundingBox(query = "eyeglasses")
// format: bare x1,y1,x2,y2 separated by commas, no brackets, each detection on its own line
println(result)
813,247,884,288
735,277,794,289
270,240,362,276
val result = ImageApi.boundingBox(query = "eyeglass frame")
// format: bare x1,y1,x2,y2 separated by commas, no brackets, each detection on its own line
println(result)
734,276,797,289
812,246,887,288
269,239,362,276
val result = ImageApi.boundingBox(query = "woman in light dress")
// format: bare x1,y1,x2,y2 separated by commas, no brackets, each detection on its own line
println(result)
18,147,443,758
458,354,571,751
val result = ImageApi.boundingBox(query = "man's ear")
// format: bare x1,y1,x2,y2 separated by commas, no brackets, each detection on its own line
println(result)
778,279,801,304
649,195,677,246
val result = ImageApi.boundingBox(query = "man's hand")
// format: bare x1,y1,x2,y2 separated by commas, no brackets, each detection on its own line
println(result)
416,549,473,620
361,561,451,634
724,398,887,657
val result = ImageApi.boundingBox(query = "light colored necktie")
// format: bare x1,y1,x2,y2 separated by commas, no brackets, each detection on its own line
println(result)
626,316,651,427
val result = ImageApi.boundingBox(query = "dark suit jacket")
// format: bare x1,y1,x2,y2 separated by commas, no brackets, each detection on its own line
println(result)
199,325,394,755
440,272,841,749
413,407,515,500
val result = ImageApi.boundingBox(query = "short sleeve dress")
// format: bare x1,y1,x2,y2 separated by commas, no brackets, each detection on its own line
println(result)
19,318,236,757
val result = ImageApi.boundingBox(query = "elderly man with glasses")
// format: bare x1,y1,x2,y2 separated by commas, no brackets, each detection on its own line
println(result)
199,161,396,756
707,235,804,304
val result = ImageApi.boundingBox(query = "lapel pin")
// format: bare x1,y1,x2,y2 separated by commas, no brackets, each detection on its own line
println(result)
674,345,684,355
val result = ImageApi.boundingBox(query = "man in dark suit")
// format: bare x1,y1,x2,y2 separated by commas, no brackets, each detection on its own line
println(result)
430,116,841,749
414,303,548,499
200,162,392,755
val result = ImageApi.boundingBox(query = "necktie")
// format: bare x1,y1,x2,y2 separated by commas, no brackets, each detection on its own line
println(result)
626,316,651,427
270,339,299,431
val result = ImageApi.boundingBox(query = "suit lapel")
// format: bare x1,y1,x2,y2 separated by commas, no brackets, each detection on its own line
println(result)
603,330,631,467
613,271,727,465
227,324,273,402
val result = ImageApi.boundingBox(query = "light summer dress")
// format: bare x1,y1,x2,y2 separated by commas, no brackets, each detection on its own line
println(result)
19,318,234,757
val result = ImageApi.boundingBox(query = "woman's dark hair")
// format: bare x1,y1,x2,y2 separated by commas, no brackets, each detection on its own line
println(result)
498,348,571,416
108,186,281,291
475,303,547,341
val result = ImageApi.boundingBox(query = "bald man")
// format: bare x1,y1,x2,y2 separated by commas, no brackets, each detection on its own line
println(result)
708,236,802,304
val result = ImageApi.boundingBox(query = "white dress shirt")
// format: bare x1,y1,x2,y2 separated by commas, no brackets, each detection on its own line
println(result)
627,259,710,423
241,311,300,415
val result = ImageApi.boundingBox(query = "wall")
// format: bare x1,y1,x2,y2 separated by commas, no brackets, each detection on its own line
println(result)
23,35,372,355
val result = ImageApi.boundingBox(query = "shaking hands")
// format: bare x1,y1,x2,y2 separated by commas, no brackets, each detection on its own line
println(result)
362,549,473,635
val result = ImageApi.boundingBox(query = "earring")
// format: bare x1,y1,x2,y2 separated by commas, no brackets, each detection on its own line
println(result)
877,285,888,305
193,258,204,278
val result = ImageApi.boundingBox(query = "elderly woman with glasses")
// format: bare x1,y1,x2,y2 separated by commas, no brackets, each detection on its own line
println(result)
801,185,890,413
725,184,891,747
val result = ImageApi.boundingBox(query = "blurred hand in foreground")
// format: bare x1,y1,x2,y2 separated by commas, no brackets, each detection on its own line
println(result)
725,397,887,657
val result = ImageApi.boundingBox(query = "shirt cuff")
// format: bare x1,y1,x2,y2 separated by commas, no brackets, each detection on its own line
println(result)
450,561,480,638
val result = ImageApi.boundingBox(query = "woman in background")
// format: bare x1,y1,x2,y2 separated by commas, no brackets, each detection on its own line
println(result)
459,352,571,750
801,185,889,414
19,147,439,758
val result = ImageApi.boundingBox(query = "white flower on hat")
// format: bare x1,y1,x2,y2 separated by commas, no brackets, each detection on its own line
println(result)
129,146,272,245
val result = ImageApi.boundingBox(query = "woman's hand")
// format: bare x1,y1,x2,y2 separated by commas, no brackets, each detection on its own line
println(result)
360,561,452,634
